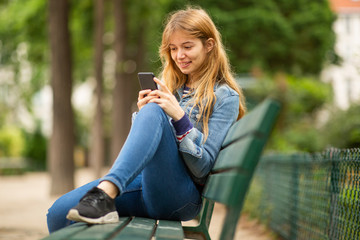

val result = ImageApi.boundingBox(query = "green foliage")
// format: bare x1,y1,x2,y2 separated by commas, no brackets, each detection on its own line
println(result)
270,122,325,152
0,124,47,170
0,0,47,64
69,0,94,81
245,74,332,152
74,109,90,150
321,104,360,148
338,186,360,238
0,125,25,157
0,0,48,119
285,76,332,122
188,0,337,75
124,0,168,72
243,178,270,221
22,126,47,170
0,0,97,83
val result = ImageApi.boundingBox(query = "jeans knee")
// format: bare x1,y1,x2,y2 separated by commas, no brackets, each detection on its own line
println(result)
142,102,162,113
139,103,167,121
46,197,72,233
47,202,61,232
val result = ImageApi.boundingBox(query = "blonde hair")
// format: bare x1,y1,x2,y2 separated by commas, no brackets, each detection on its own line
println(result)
159,6,246,139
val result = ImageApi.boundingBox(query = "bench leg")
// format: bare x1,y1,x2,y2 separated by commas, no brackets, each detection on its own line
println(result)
219,205,243,240
183,199,214,240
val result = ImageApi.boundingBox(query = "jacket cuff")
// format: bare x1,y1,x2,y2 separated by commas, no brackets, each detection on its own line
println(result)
171,113,193,142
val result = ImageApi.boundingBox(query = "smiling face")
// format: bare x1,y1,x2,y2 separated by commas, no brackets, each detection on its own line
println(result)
169,30,209,83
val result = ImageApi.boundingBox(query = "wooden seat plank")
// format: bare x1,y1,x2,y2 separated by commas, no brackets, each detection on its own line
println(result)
111,217,156,240
42,223,89,240
155,220,184,240
69,217,130,240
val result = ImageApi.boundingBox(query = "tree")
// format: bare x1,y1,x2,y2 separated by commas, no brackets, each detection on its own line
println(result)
109,0,156,161
89,0,105,178
111,0,129,161
48,0,75,195
191,0,336,75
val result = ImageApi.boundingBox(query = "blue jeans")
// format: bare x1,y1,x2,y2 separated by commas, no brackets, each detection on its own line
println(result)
47,103,202,233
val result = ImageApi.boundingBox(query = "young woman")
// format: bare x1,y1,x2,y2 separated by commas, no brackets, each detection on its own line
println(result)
47,6,246,233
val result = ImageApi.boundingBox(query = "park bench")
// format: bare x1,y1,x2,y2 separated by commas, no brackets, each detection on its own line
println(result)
42,98,280,240
0,157,27,175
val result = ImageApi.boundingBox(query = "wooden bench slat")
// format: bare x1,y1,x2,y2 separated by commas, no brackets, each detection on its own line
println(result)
111,217,156,240
155,220,184,240
203,171,251,206
222,99,280,147
42,223,89,240
69,217,130,240
212,135,265,172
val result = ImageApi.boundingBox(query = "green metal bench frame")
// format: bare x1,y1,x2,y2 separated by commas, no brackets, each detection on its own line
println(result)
42,99,280,240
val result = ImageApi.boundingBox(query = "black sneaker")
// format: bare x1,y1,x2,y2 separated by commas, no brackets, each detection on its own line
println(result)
66,187,119,224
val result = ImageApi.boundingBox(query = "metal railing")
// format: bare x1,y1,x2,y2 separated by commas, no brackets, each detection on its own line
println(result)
246,148,360,240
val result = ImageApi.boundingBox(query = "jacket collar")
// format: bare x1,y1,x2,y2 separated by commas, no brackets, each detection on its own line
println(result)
175,82,220,100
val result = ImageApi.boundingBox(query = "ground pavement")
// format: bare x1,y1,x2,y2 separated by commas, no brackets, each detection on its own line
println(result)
0,168,274,240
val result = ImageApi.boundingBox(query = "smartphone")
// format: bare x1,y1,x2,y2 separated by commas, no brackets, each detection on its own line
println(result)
138,72,158,91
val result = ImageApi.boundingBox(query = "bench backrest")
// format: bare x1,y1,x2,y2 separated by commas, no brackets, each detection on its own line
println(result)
185,99,281,240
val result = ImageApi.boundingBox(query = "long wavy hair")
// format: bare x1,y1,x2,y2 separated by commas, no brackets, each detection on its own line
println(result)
159,7,246,140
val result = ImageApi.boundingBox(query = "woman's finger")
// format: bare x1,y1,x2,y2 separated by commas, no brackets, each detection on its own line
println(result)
153,77,171,94
138,95,158,110
148,90,167,99
138,89,152,100
149,97,165,105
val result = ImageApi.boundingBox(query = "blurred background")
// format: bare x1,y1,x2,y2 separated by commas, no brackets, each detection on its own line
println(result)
0,0,359,239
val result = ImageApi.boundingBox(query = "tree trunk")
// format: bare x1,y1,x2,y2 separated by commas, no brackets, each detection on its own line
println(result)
89,0,105,178
48,0,75,195
110,0,132,162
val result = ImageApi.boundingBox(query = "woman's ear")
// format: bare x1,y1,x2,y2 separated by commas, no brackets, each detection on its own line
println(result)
205,38,215,53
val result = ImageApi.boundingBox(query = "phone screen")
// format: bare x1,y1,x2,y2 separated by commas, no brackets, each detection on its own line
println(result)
138,72,158,90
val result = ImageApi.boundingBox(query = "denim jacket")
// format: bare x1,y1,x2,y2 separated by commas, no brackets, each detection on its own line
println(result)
132,83,239,185
173,83,239,185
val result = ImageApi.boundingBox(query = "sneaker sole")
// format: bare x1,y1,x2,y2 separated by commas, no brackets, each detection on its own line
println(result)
66,209,119,224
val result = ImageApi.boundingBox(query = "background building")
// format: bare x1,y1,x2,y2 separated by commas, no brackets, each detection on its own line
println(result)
322,0,360,109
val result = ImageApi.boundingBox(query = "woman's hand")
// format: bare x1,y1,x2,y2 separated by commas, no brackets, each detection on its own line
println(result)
137,89,158,111
148,77,185,121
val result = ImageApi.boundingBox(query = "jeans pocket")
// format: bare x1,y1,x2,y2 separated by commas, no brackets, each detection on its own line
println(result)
168,201,202,221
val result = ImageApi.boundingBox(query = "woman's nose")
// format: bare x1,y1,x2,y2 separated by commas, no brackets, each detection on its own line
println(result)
177,49,185,59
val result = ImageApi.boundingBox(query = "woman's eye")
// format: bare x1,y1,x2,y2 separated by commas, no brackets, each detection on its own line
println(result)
184,46,192,49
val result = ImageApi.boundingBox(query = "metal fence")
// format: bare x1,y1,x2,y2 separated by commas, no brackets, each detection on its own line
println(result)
247,148,360,240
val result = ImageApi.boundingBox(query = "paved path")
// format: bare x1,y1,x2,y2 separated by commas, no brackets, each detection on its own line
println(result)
0,169,273,240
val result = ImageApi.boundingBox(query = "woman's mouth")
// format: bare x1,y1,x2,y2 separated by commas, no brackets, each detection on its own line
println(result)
179,61,191,68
